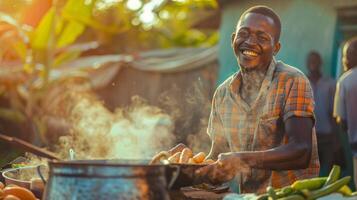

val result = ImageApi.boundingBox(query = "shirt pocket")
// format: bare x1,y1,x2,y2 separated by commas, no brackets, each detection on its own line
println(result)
255,114,283,150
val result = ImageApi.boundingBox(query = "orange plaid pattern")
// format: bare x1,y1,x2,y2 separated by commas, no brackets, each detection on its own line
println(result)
208,59,320,193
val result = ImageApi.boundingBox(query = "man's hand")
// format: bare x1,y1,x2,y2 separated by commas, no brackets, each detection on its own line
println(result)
195,152,249,185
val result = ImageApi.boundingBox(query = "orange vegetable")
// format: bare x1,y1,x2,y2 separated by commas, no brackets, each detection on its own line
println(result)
3,195,21,200
179,148,193,163
3,186,37,200
0,181,4,189
0,189,4,199
168,152,181,164
168,143,187,156
203,159,215,164
188,158,197,164
193,152,206,163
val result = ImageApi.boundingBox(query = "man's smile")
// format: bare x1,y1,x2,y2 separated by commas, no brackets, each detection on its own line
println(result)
241,50,259,57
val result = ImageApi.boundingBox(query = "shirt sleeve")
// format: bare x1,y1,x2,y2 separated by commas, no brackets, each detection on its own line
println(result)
283,75,315,121
333,80,346,120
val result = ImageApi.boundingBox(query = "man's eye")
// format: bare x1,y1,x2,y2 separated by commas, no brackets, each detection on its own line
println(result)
238,31,249,38
258,35,270,42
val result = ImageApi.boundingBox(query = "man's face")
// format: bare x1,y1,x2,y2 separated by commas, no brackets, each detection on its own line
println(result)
307,53,321,74
232,13,280,70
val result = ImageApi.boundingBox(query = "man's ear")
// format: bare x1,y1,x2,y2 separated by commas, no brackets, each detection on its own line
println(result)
231,32,236,46
273,42,281,55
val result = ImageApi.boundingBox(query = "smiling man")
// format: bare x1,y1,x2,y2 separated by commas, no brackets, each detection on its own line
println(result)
196,6,320,193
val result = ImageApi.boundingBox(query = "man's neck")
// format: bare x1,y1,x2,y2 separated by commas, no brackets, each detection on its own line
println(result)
308,72,322,83
239,65,269,106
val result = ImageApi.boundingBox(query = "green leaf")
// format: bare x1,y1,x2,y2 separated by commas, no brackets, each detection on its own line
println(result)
31,7,56,49
63,0,95,20
56,20,86,48
61,0,96,26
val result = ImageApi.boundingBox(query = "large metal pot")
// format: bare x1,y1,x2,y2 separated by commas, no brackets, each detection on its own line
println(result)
42,160,171,200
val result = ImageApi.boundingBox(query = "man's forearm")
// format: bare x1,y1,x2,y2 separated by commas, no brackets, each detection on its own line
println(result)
239,142,311,170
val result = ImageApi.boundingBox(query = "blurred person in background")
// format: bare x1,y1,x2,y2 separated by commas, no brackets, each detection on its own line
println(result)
306,51,338,175
334,37,357,189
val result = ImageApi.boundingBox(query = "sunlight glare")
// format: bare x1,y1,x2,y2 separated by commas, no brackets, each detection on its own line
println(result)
140,10,155,24
127,0,142,11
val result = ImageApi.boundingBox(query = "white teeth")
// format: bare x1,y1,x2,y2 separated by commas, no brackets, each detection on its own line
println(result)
242,50,258,56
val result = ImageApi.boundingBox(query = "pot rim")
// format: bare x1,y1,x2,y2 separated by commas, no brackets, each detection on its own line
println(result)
48,159,167,167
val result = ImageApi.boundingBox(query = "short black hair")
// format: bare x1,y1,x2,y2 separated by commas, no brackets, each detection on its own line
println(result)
239,6,281,42
308,51,321,61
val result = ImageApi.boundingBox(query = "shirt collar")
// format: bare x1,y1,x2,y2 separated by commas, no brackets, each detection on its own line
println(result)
230,57,277,94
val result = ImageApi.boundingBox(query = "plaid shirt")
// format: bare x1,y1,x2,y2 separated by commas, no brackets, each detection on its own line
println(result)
208,59,320,193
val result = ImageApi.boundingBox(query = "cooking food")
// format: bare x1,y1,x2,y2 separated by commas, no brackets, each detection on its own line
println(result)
179,148,193,163
0,188,4,199
149,151,170,164
2,186,37,200
151,144,216,165
0,181,38,200
192,152,206,163
167,152,181,163
3,195,21,200
203,159,215,164
256,165,356,200
150,144,188,164
168,143,187,156
188,158,196,164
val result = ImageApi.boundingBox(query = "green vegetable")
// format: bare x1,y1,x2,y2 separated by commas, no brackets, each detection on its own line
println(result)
300,189,311,197
281,187,294,194
277,194,305,200
338,185,352,196
276,186,294,198
256,194,269,200
307,176,351,200
291,177,327,190
324,165,341,186
267,186,278,200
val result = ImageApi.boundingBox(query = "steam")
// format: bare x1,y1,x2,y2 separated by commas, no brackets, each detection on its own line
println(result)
157,77,212,154
39,73,215,160
56,94,174,160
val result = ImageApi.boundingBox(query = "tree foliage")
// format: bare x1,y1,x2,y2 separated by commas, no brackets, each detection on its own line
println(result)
0,0,218,137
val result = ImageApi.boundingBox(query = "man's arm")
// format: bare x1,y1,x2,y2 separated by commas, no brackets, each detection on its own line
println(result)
196,116,313,183
238,116,313,170
334,80,347,132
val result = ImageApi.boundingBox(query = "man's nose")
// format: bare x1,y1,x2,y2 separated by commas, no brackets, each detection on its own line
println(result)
245,35,258,45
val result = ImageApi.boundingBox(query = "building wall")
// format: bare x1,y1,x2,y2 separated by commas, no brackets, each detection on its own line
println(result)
218,0,357,84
